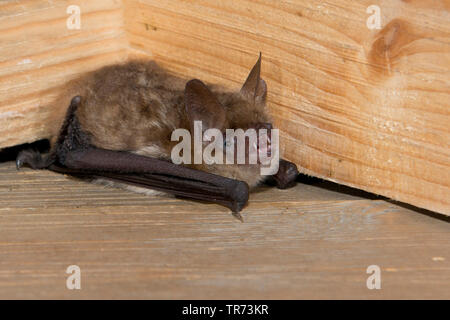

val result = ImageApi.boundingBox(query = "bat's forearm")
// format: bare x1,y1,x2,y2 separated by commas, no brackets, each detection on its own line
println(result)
52,148,249,213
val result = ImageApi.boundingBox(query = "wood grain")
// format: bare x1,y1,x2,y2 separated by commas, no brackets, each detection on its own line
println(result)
123,0,450,215
0,161,449,299
0,0,128,147
0,1,448,215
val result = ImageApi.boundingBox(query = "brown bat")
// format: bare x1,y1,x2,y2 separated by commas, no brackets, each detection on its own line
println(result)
16,55,298,219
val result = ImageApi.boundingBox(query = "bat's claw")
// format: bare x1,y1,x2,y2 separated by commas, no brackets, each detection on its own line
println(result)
15,150,34,170
15,149,50,170
232,212,244,222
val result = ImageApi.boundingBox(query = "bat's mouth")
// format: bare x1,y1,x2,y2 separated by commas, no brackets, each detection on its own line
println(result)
254,122,273,159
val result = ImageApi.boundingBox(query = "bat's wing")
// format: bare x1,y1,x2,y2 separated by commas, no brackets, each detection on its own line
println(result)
17,94,298,217
47,148,249,214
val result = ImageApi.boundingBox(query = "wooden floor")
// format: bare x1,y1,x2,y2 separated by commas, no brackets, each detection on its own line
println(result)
0,160,448,299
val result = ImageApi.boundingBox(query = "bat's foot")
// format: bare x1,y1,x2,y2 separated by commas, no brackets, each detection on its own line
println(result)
273,159,299,189
16,149,52,170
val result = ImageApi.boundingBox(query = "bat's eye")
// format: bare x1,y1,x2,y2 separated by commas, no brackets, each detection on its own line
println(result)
223,138,234,149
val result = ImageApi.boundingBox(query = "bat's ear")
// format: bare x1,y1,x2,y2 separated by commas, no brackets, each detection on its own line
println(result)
185,79,226,132
240,53,267,105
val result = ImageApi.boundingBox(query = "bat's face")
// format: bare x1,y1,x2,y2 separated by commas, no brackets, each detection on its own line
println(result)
221,95,273,165
184,55,277,188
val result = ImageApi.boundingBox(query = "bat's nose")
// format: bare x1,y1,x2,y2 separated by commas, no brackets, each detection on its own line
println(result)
255,122,273,130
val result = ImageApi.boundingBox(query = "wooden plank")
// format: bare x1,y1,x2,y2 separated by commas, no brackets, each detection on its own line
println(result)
0,0,128,148
123,0,450,215
0,0,448,214
0,161,449,299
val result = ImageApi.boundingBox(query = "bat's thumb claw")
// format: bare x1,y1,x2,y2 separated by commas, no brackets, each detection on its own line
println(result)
232,212,244,222
15,149,50,170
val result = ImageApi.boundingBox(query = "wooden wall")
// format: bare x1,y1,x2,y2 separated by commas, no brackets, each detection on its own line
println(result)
0,0,449,215
124,0,450,215
0,0,128,147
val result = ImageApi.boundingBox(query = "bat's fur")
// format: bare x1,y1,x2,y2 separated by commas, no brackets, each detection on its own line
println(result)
50,58,274,193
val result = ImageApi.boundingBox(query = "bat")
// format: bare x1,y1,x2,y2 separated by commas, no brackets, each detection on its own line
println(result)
16,54,299,219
